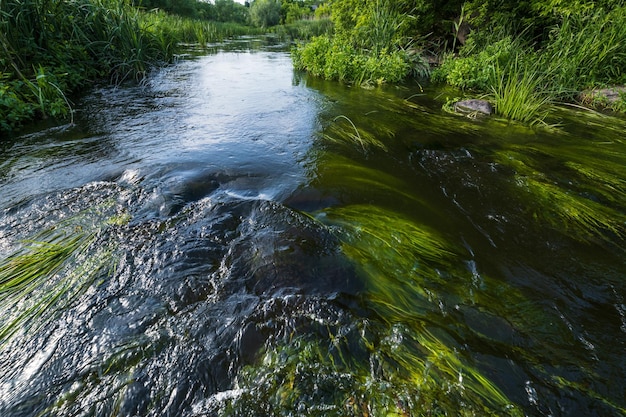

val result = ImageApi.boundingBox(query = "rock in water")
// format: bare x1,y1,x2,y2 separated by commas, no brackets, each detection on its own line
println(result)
454,99,493,115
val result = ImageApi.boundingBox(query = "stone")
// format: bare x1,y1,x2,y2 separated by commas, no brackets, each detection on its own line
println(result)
580,86,626,104
454,99,493,115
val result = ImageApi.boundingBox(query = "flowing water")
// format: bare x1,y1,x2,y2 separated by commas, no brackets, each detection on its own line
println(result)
1,38,625,416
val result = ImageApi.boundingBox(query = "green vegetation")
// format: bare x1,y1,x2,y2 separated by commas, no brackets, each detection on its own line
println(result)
249,0,282,28
292,0,429,85
435,3,626,123
270,18,333,42
0,0,255,135
294,0,626,123
224,329,522,416
0,203,127,345
493,140,626,245
280,0,316,24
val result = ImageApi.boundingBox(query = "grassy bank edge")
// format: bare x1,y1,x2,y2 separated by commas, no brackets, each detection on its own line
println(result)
0,1,260,136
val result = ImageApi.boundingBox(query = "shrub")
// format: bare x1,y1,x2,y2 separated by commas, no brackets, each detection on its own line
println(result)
432,36,521,90
293,36,412,85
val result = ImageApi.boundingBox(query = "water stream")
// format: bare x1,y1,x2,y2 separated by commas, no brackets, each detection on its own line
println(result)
1,38,625,416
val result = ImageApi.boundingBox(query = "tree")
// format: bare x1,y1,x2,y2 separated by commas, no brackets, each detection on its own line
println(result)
280,0,314,24
214,0,249,24
249,0,281,28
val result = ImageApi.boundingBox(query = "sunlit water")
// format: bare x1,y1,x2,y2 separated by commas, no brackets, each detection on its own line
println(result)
1,38,625,416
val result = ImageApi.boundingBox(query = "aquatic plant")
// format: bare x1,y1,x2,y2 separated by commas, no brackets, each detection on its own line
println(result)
0,206,126,345
318,204,460,321
224,328,523,417
322,115,388,152
494,148,626,244
220,204,524,415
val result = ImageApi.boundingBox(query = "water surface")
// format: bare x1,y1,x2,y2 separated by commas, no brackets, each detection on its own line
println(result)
1,39,625,416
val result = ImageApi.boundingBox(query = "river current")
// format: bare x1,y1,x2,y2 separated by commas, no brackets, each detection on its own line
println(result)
1,38,625,416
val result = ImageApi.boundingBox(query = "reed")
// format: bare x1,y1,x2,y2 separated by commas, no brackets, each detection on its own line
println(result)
488,55,552,125
540,8,626,100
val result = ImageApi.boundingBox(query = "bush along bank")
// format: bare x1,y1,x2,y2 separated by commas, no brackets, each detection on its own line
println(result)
0,0,256,135
293,0,626,124
291,0,432,86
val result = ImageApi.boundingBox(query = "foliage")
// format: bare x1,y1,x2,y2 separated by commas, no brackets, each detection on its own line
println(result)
293,36,413,85
432,5,626,122
212,0,250,24
279,0,315,24
249,0,282,28
0,78,35,132
291,0,626,122
464,0,625,42
291,0,433,84
432,36,521,91
0,0,256,135
271,18,333,41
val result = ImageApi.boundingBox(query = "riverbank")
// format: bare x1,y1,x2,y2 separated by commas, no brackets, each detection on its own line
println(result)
0,0,259,136
292,1,626,124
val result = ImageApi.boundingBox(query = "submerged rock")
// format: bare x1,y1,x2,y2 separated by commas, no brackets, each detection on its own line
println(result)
454,99,493,115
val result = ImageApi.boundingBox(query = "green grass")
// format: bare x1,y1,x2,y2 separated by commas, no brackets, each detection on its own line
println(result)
488,55,552,125
433,6,626,123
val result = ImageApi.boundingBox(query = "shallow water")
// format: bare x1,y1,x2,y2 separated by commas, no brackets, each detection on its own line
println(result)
1,38,625,416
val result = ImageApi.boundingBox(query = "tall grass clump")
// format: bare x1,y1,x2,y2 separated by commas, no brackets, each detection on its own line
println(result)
488,56,552,125
541,7,626,100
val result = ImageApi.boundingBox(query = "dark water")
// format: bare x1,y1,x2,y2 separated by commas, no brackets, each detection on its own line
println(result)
1,39,625,416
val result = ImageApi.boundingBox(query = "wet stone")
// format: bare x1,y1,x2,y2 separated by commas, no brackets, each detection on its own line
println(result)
454,99,493,115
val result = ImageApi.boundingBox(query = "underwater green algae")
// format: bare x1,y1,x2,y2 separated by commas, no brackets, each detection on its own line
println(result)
0,203,126,345
319,204,456,318
494,146,626,245
224,329,523,417
309,151,426,207
219,204,525,416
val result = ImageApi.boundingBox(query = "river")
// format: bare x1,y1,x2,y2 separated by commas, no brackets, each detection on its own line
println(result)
1,38,625,416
